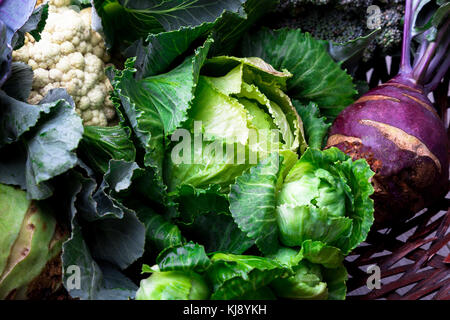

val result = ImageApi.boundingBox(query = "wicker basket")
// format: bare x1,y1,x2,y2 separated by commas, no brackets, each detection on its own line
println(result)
346,55,450,300
345,196,449,300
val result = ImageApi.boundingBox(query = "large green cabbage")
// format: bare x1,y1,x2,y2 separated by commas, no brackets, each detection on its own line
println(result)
165,56,306,192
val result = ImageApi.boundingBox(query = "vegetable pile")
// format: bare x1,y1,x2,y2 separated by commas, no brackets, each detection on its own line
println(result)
0,0,447,300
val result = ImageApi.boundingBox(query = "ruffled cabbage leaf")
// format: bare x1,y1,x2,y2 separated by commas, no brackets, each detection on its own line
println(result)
61,160,147,299
269,243,347,300
0,89,83,200
240,28,357,120
206,253,288,300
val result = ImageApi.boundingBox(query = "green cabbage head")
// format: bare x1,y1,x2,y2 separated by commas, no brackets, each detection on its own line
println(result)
276,148,375,254
166,56,305,192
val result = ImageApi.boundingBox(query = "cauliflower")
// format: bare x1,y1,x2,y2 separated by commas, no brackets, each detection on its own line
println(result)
13,0,115,126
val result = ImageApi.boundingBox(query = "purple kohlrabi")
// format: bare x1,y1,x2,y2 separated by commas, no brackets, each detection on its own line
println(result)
327,0,449,225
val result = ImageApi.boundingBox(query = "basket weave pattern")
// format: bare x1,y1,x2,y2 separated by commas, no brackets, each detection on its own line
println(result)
345,197,450,300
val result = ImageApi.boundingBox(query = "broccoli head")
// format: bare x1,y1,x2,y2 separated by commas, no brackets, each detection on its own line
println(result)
270,0,405,61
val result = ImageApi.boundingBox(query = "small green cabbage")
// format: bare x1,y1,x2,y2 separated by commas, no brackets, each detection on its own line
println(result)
276,147,375,254
0,184,65,299
135,268,210,300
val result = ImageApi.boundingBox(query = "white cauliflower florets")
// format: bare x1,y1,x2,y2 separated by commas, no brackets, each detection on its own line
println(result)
13,1,115,126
